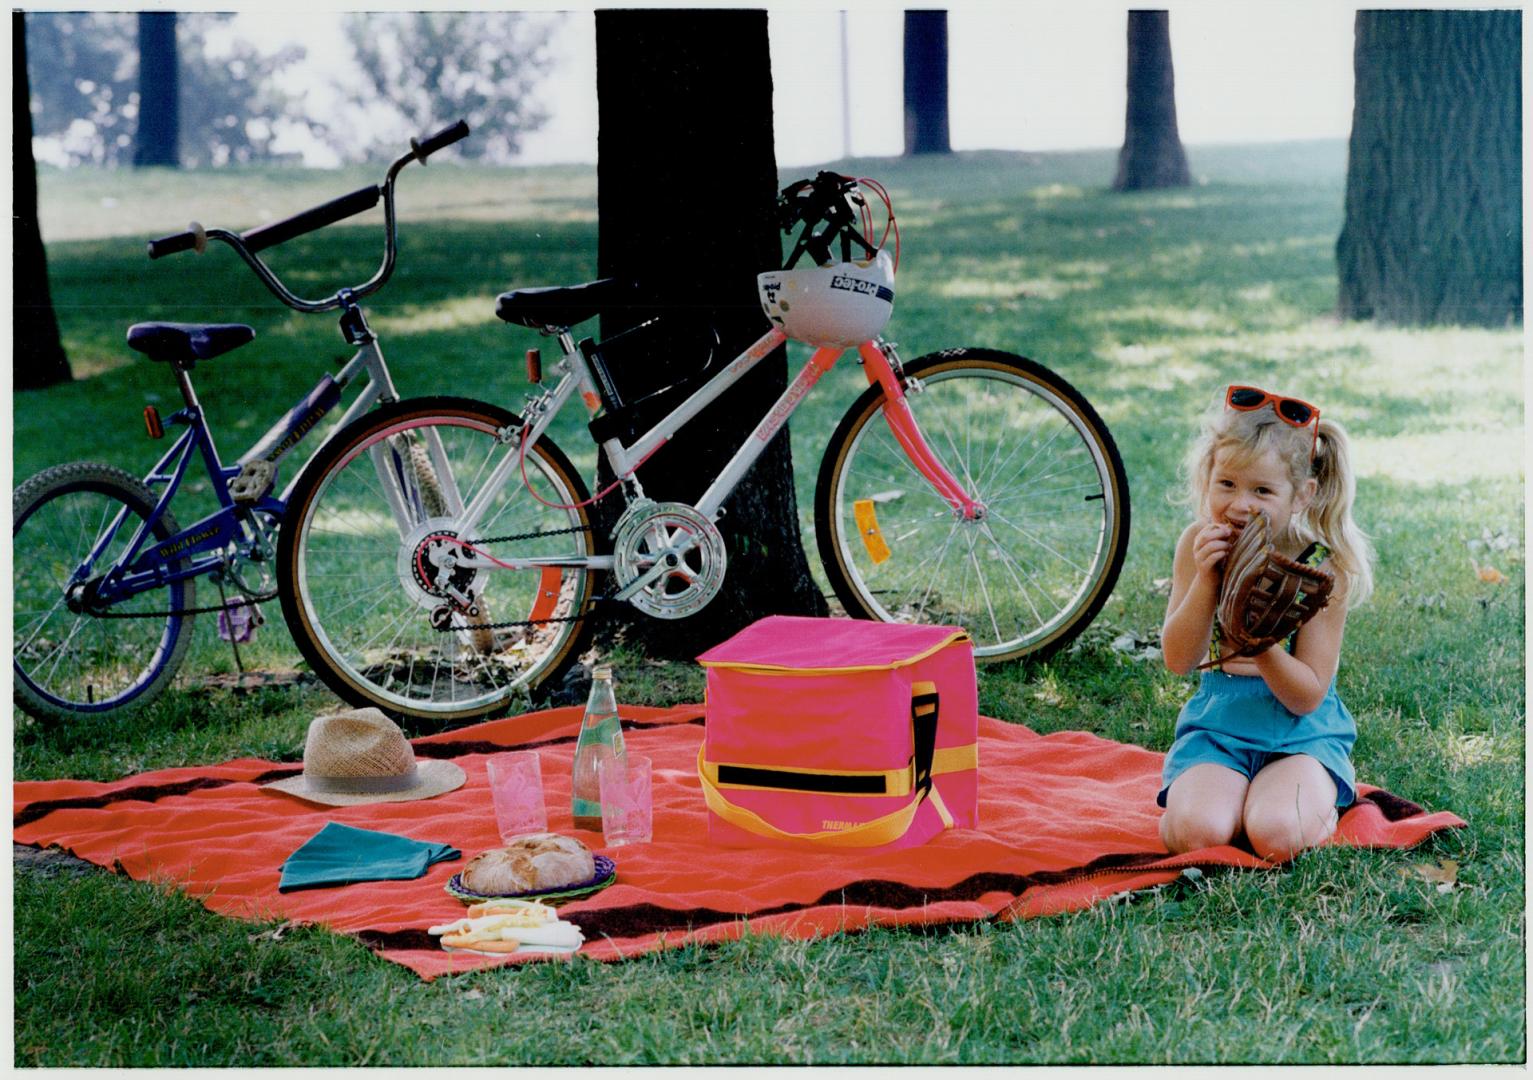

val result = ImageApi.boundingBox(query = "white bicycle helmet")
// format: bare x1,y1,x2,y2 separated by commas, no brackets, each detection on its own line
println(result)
757,249,895,348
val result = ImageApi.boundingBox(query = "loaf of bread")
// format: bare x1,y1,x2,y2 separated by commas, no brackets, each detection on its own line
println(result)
461,833,595,894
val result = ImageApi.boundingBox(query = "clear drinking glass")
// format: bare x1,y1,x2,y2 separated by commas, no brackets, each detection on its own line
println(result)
597,753,652,847
486,751,547,841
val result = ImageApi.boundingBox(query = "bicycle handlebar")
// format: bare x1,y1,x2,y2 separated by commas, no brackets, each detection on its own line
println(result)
777,171,876,269
146,227,202,259
145,120,471,312
411,119,470,163
241,184,382,255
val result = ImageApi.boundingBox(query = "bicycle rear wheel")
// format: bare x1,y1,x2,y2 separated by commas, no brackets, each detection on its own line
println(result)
815,349,1130,663
277,397,597,725
13,462,196,722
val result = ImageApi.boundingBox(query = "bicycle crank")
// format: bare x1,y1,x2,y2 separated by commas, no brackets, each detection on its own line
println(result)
611,500,727,619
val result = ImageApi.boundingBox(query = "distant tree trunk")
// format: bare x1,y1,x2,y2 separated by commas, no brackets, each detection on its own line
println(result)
1337,10,1522,326
133,11,179,168
14,12,71,390
593,9,827,660
903,10,951,156
1112,10,1191,191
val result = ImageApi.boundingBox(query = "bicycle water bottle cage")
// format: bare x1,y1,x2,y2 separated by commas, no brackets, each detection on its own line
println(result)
127,323,256,370
495,278,642,332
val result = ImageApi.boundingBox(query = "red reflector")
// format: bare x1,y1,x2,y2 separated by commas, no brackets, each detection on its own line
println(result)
526,348,542,384
144,406,164,439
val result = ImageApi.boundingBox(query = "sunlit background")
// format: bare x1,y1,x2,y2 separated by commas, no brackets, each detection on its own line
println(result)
34,4,1356,170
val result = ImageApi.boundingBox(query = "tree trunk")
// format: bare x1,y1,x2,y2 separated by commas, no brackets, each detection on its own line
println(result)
133,11,179,168
13,12,71,391
592,9,827,660
1112,10,1191,191
1336,10,1522,327
903,10,951,156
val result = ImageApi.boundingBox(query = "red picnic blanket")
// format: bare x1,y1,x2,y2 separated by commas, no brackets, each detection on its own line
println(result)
13,705,1464,980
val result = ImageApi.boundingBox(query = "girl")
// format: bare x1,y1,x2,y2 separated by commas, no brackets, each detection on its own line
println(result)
1159,385,1374,860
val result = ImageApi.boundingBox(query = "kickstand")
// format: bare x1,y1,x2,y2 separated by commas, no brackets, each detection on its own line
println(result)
215,579,246,676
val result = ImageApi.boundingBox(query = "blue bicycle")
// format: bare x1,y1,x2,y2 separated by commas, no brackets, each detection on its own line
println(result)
13,122,470,722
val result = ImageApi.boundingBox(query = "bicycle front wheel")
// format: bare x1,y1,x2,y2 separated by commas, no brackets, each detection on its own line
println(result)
277,397,598,725
13,462,197,722
815,349,1130,663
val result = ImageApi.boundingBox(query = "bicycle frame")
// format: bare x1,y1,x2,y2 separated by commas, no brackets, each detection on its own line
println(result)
87,329,402,606
424,326,982,577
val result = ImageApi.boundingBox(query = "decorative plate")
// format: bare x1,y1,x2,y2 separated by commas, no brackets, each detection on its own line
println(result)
445,854,616,905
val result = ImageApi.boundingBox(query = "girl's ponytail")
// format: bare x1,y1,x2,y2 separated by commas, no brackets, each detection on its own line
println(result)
1306,418,1374,608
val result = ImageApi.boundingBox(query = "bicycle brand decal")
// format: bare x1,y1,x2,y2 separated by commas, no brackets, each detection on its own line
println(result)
829,274,894,304
755,362,826,442
264,400,334,463
155,523,226,559
727,333,783,376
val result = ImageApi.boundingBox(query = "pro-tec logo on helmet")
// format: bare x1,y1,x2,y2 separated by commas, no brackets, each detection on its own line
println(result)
830,273,894,304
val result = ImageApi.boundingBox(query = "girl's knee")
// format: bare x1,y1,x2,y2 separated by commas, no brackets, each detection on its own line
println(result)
1244,803,1338,861
1160,804,1240,854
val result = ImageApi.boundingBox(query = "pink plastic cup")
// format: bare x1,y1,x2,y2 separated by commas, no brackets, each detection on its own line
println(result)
486,751,547,842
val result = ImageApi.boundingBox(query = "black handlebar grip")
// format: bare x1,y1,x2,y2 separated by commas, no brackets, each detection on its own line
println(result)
239,184,382,254
147,230,200,259
412,120,471,163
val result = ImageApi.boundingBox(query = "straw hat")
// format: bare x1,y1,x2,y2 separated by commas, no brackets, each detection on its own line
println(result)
264,708,465,806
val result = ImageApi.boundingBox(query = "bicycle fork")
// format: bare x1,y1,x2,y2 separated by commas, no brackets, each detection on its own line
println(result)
856,340,984,520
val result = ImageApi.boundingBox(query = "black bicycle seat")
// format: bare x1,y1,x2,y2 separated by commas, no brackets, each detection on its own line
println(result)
127,323,256,368
495,278,644,330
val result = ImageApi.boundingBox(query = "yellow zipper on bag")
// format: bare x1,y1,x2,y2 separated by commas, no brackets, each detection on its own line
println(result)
698,629,971,677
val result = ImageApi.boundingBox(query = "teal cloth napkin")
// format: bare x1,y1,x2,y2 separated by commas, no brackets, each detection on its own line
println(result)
279,821,461,892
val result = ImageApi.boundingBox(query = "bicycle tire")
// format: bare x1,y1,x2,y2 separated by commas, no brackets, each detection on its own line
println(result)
277,396,597,725
814,348,1131,663
13,461,197,722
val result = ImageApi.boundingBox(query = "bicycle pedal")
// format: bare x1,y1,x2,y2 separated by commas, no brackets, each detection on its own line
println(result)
217,599,265,644
229,459,277,504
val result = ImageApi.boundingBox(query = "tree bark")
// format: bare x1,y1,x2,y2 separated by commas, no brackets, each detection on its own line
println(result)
593,9,827,659
1336,10,1522,327
133,11,179,168
1112,10,1191,191
14,12,72,391
903,10,951,156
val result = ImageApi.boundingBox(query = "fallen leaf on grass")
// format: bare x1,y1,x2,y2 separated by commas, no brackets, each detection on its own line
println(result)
249,921,297,943
1110,632,1163,662
1402,859,1460,893
1470,559,1507,585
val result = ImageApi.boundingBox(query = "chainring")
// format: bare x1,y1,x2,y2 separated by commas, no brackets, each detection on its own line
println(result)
612,500,727,619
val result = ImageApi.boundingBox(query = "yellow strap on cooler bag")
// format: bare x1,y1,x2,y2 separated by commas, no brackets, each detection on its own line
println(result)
696,743,929,847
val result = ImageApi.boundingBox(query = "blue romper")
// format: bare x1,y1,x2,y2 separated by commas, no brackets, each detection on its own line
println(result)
1158,544,1357,809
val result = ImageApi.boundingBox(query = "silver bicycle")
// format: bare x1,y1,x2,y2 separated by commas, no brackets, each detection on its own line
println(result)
275,172,1131,723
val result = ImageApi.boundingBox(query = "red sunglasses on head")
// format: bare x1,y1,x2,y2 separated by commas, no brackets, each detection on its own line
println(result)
1226,384,1320,459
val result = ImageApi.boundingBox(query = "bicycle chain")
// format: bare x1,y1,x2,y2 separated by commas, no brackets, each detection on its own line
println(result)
86,589,278,620
81,524,604,629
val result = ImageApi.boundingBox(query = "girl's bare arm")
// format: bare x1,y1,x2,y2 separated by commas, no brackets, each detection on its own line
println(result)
1162,520,1232,674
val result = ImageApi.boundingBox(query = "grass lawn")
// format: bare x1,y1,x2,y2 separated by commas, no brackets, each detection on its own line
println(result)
12,141,1525,1065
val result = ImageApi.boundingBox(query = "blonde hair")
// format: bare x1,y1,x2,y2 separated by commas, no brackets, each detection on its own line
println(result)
1180,389,1374,607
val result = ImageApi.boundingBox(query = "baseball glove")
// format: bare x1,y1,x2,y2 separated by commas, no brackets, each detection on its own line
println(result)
1202,511,1334,666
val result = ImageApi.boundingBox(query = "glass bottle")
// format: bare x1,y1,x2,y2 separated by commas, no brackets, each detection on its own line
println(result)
571,665,626,830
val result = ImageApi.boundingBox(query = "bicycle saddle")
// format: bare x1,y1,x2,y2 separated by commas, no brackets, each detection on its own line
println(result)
495,278,643,330
127,323,256,368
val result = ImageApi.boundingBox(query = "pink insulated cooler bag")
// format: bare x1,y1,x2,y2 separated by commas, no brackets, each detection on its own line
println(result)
696,616,978,850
